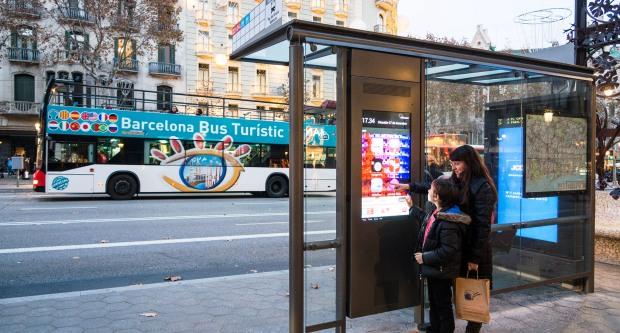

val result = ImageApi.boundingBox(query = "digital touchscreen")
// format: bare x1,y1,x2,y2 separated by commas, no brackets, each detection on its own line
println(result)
361,110,411,222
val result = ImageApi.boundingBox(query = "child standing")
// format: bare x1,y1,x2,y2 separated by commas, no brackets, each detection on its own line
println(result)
408,178,470,333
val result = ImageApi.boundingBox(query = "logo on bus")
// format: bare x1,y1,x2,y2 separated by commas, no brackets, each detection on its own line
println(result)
150,134,251,192
51,176,69,191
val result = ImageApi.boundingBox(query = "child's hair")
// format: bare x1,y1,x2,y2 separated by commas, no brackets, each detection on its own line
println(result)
431,179,461,208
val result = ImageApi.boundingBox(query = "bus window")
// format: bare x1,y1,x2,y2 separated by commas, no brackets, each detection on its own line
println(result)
305,146,327,168
48,141,94,171
269,144,288,168
145,140,173,165
97,138,124,164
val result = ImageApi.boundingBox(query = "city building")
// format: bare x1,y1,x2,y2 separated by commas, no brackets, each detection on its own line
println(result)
0,0,398,166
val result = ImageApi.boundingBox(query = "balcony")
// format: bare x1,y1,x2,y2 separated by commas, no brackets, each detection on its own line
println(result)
113,58,139,72
56,50,85,63
196,9,212,25
226,82,242,97
375,0,396,11
311,0,325,14
373,24,387,33
58,6,93,23
196,42,213,57
285,0,301,10
196,80,214,96
251,85,285,101
5,0,42,18
148,62,181,76
7,48,39,63
334,2,348,18
0,101,40,115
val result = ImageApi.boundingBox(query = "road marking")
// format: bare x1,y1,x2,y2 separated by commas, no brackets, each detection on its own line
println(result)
0,211,336,227
235,220,325,226
0,230,336,254
19,206,98,211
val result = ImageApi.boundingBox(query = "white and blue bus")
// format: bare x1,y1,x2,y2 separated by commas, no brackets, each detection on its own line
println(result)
33,80,336,199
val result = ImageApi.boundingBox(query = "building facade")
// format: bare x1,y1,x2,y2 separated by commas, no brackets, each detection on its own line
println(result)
0,0,398,167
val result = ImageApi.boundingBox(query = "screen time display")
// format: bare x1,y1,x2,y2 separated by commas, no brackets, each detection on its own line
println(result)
361,110,411,222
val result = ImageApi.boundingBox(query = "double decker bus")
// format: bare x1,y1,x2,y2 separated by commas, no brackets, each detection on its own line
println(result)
33,80,336,199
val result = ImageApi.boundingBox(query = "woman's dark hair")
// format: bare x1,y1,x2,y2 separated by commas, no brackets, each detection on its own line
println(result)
431,178,461,209
449,145,498,205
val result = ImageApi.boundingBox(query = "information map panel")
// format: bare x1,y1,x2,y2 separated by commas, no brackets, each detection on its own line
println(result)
525,114,587,195
361,110,411,222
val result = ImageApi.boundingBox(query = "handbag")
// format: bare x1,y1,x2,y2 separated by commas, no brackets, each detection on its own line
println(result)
454,270,491,324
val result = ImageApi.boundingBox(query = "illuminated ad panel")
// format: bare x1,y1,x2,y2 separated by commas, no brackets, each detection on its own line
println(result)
361,111,411,222
497,125,558,243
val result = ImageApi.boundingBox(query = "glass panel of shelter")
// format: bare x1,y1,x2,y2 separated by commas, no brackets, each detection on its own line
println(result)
303,42,338,330
424,58,592,292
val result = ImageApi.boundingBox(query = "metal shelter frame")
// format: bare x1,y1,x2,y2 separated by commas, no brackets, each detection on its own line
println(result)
231,20,596,333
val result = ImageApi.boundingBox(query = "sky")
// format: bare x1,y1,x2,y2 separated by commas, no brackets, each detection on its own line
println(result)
397,1,575,50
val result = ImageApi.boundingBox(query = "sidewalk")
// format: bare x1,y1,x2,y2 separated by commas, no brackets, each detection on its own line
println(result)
0,175,32,192
1,263,619,333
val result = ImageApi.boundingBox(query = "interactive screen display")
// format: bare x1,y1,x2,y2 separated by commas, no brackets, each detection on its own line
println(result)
497,126,558,243
361,111,411,222
525,114,587,195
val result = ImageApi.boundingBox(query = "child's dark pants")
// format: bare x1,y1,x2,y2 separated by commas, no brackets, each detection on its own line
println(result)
427,277,455,333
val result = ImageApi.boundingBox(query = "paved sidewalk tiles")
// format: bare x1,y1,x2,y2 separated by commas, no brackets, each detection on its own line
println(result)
0,263,619,332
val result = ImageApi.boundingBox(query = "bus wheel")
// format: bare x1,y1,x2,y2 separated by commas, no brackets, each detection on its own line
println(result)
266,175,288,198
107,174,138,200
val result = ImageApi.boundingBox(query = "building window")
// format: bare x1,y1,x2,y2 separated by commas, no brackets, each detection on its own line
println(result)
46,71,55,85
11,26,36,49
198,31,210,51
116,80,135,109
256,69,267,94
157,85,173,111
118,0,135,18
227,1,239,24
14,74,35,102
228,34,233,52
228,67,239,92
336,20,345,26
313,16,322,23
199,63,210,83
288,12,297,20
157,44,175,64
228,103,239,117
312,75,322,99
65,30,88,56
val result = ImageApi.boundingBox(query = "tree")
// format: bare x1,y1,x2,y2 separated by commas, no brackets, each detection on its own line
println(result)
596,99,620,189
1,0,183,84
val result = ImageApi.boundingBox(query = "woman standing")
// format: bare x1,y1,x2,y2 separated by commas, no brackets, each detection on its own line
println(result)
448,145,497,333
398,145,497,333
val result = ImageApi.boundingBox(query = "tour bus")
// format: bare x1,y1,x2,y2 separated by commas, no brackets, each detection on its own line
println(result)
33,80,336,199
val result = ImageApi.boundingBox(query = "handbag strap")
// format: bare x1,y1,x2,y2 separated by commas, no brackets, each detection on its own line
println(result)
466,269,479,280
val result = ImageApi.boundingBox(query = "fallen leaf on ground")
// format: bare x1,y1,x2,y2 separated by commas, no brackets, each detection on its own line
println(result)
249,269,258,273
72,256,80,260
310,283,320,289
328,266,335,272
100,240,109,243
164,275,182,282
304,264,313,268
140,312,158,317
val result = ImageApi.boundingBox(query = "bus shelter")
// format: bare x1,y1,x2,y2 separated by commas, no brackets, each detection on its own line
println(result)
231,20,595,333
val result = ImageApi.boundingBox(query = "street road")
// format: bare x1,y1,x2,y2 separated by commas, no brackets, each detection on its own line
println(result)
0,191,337,299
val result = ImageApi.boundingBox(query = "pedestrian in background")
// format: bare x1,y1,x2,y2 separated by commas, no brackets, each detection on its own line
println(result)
409,178,470,333
7,157,13,176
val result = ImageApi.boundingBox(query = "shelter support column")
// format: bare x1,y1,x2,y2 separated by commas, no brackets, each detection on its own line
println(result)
289,39,305,333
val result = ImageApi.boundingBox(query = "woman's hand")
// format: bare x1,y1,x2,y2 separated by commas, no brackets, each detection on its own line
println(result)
414,253,424,264
468,262,479,271
394,183,410,191
404,195,413,208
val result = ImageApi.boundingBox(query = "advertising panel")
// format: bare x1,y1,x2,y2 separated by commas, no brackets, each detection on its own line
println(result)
46,105,336,147
524,114,587,196
497,126,558,242
361,110,411,222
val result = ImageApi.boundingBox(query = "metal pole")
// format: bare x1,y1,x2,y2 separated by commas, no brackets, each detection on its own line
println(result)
613,153,618,187
289,38,305,333
575,0,587,66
